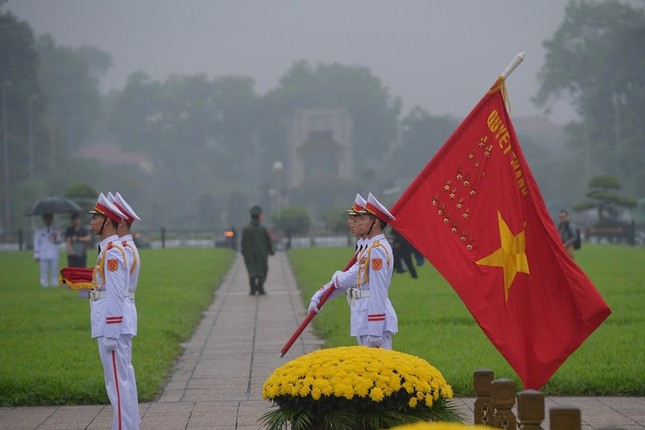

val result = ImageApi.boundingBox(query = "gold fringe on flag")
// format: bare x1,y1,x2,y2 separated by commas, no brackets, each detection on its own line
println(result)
58,267,95,291
487,76,511,113
58,276,94,291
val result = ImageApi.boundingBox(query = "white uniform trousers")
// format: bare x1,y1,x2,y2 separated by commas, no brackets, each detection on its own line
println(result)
357,331,393,350
39,258,59,287
98,335,140,430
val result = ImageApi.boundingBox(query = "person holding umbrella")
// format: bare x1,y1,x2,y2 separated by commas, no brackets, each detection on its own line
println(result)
33,213,63,287
26,196,83,285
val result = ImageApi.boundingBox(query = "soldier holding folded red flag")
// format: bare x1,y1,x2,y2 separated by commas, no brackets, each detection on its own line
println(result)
89,192,140,430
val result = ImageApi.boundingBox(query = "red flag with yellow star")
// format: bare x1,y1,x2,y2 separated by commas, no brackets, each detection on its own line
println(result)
391,77,611,389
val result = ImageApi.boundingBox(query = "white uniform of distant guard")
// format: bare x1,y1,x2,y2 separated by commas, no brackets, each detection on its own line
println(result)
89,193,140,430
33,214,62,287
310,193,398,349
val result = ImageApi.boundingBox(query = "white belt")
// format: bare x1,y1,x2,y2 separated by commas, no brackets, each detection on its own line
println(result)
348,288,369,300
89,290,135,302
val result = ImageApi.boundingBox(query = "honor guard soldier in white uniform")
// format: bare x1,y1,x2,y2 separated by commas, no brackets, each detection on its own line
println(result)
320,193,398,349
308,193,399,350
350,193,369,255
89,193,140,430
308,194,370,308
33,213,63,287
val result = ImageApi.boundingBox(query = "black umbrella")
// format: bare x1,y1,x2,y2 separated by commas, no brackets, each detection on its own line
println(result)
25,196,82,216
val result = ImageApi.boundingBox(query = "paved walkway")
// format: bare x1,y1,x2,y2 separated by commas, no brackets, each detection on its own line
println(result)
1,252,644,429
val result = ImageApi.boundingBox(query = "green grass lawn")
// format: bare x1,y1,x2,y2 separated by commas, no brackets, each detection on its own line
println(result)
289,244,645,396
0,248,235,406
1,243,643,406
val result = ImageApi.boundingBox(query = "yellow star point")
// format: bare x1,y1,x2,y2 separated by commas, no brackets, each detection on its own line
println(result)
476,212,530,302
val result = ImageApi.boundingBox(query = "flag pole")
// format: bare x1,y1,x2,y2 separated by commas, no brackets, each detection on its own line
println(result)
501,52,526,79
279,254,357,357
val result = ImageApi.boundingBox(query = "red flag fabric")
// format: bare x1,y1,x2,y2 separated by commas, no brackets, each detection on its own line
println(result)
390,78,611,389
59,267,94,291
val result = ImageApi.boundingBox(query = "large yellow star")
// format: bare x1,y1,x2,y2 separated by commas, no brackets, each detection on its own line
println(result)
476,211,530,302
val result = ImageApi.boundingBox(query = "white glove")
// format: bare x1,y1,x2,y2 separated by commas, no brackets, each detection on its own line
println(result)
308,300,320,314
367,335,382,348
104,337,117,353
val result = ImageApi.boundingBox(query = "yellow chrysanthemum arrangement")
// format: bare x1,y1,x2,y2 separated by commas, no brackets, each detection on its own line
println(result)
391,424,494,430
261,346,462,430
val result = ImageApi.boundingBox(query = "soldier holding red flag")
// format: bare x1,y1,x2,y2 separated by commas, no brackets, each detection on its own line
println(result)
308,194,369,309
309,193,399,349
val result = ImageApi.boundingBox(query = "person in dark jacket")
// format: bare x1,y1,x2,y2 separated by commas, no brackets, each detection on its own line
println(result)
241,206,275,295
391,228,418,279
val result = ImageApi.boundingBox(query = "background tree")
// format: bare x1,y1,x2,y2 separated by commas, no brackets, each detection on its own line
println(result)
36,34,104,151
273,205,311,237
392,107,458,188
534,0,645,198
261,61,402,186
323,207,350,235
0,4,41,232
107,73,262,228
573,174,637,223
64,182,98,215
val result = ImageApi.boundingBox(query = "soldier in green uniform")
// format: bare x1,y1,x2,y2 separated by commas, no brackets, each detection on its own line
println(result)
241,205,275,295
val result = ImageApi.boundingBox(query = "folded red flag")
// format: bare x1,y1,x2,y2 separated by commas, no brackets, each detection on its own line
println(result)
59,267,94,291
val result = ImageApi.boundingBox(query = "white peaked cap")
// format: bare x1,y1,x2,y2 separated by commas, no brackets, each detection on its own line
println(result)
365,192,396,223
347,193,368,214
89,193,128,223
112,192,141,224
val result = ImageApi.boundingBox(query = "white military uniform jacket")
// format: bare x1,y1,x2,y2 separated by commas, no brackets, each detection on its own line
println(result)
329,234,398,337
33,226,61,260
120,233,140,336
311,237,366,304
91,235,133,339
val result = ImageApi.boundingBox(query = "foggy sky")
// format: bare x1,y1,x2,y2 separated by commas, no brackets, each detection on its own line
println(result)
8,0,576,123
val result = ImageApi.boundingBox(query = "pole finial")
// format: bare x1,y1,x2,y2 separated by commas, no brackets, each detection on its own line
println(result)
501,52,526,79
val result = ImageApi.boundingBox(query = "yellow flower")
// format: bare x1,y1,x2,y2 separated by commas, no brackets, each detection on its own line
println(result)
408,397,418,408
298,385,310,397
390,424,495,430
369,386,384,402
311,387,322,400
262,346,453,408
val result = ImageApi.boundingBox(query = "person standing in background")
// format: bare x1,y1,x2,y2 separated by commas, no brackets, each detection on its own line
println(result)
241,205,274,295
391,228,418,279
65,213,92,267
33,213,62,287
557,209,577,260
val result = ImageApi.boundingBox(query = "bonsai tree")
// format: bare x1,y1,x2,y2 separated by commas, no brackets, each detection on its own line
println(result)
573,175,637,223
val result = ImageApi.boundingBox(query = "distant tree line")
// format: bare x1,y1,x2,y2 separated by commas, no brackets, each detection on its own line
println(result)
1,0,643,233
